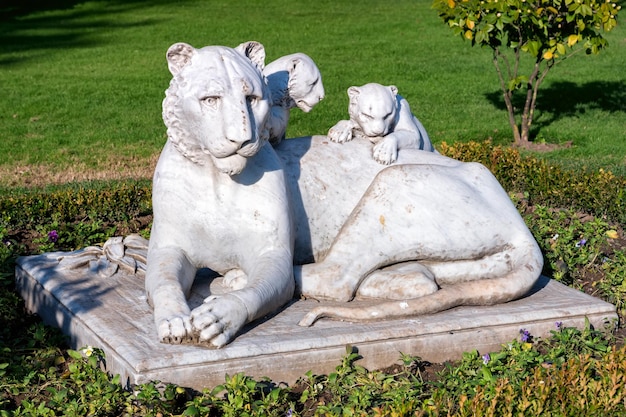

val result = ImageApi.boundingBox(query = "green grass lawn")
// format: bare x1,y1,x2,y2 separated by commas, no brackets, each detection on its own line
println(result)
1,0,625,182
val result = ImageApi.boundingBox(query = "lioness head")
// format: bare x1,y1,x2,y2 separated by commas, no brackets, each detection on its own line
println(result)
163,42,271,176
348,83,398,137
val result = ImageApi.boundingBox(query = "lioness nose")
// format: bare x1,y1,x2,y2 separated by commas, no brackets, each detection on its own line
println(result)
225,107,253,146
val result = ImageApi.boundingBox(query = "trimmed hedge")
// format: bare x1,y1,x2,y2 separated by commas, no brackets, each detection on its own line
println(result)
439,141,626,224
0,180,152,231
1,140,625,241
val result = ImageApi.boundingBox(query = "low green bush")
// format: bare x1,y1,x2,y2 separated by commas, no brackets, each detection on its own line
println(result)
0,180,152,233
439,141,626,224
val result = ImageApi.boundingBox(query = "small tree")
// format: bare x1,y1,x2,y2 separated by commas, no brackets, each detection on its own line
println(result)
433,0,621,146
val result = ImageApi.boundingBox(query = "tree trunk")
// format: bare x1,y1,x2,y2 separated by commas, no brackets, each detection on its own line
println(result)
493,52,522,144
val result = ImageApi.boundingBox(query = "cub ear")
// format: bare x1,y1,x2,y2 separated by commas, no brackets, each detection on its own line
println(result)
347,86,360,100
235,41,266,70
166,43,197,76
389,85,399,96
289,57,302,74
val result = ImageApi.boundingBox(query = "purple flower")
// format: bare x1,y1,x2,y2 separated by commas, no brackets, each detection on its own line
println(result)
47,230,58,243
482,353,491,365
286,410,293,417
520,328,531,342
575,238,587,248
555,321,563,331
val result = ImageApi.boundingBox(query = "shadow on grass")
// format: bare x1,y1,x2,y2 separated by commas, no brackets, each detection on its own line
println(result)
485,80,626,137
0,0,176,20
1,0,82,19
0,0,188,66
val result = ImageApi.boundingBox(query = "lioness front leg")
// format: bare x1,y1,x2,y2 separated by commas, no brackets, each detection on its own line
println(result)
145,247,196,344
190,249,294,348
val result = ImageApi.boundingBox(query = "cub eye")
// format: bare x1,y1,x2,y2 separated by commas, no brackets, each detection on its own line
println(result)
201,96,220,109
246,95,260,106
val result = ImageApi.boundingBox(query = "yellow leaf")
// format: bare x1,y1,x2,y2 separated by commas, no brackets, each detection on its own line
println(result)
567,34,579,47
606,230,619,239
543,50,554,60
464,30,473,40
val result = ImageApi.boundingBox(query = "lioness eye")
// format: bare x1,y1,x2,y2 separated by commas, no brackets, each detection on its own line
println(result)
202,96,219,108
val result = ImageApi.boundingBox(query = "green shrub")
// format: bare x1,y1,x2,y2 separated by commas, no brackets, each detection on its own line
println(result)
439,140,626,224
445,345,626,416
0,180,152,231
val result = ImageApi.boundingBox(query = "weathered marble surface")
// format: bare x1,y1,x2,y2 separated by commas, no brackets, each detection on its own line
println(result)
15,252,617,389
150,45,546,353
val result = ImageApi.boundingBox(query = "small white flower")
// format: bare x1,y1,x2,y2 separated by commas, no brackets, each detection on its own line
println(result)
82,346,94,357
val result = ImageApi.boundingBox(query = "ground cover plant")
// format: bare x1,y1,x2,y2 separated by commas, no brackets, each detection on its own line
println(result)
1,0,626,415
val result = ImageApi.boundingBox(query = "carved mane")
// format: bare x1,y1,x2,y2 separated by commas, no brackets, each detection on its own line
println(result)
162,75,210,165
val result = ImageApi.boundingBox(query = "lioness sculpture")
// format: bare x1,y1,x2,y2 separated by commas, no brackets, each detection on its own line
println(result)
146,41,543,348
328,83,436,164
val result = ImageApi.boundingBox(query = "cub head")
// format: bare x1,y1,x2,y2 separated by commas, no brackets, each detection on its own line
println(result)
162,42,271,176
286,53,325,112
347,83,398,137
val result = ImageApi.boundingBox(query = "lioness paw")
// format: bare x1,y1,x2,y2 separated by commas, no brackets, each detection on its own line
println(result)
328,120,354,143
157,315,192,344
190,294,248,348
223,269,248,290
373,139,398,165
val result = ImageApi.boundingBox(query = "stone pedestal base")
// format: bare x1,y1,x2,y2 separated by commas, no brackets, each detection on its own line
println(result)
16,252,617,390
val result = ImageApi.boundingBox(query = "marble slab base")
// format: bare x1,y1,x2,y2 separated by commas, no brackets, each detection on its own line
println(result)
16,252,617,390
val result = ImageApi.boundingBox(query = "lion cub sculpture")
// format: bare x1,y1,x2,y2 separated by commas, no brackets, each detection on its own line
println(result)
262,53,325,145
146,41,543,348
328,83,436,164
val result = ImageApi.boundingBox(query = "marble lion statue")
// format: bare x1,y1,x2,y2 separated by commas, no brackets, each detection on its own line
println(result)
146,41,543,348
328,83,436,164
262,52,325,145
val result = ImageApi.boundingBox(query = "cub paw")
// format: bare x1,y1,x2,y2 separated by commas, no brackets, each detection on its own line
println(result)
190,294,248,348
373,138,398,165
328,120,354,143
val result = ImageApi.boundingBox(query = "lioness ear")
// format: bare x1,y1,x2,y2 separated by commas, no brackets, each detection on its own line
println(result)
166,43,197,76
235,41,266,70
389,85,399,96
347,86,360,100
